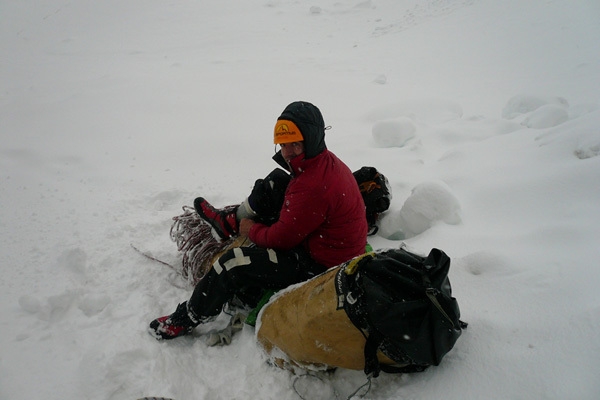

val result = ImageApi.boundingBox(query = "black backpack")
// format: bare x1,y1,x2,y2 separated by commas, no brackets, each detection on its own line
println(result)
335,247,466,377
353,167,392,235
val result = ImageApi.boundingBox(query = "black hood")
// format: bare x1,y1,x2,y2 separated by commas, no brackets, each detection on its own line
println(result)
277,101,326,159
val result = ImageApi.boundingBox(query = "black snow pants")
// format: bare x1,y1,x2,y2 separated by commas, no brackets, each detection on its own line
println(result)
187,244,326,322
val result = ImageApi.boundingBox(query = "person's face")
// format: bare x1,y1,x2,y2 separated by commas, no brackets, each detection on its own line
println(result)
280,141,305,163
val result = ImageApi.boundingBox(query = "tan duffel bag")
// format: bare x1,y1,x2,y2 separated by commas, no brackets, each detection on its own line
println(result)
256,265,397,372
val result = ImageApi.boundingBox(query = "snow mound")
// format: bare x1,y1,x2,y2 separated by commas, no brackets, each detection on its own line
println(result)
367,98,463,124
379,181,461,240
501,94,569,120
534,109,600,159
521,104,569,129
78,294,111,317
371,117,416,148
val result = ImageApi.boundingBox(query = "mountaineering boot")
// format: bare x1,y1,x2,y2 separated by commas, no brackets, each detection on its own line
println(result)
149,302,198,340
194,197,239,240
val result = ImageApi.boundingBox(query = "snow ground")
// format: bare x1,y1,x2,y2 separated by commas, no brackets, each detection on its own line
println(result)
1,0,599,399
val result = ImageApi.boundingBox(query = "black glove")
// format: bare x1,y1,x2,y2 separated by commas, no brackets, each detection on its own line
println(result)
247,168,291,224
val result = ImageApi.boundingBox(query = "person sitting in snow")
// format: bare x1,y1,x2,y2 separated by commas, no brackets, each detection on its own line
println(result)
149,101,368,340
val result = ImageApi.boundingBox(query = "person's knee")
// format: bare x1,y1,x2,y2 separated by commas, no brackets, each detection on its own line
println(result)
213,247,252,276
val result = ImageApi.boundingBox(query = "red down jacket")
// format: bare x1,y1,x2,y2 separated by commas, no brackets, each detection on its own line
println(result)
249,148,368,268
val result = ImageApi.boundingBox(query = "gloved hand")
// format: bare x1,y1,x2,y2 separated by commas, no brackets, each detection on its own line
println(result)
205,312,246,347
247,168,291,221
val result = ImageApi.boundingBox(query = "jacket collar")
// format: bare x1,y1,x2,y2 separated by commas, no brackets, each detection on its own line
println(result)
273,150,319,176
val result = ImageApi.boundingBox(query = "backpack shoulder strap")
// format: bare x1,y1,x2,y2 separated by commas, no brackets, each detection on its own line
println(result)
363,329,384,377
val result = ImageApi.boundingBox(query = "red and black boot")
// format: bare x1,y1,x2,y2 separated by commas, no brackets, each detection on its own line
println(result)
149,302,198,340
194,197,239,240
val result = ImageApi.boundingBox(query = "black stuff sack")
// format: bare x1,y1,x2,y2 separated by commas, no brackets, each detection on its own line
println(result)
335,247,466,377
353,166,392,235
